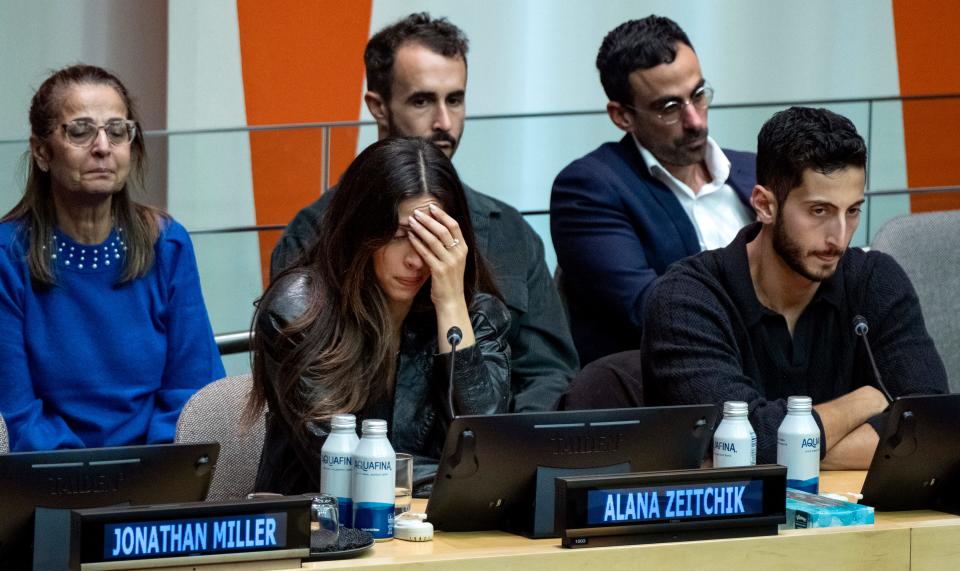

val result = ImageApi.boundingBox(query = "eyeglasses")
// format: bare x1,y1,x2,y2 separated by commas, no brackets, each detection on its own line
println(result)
60,119,137,147
627,83,714,125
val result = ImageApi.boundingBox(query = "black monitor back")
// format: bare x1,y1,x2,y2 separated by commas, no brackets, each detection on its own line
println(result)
426,405,716,536
0,442,218,568
862,394,960,512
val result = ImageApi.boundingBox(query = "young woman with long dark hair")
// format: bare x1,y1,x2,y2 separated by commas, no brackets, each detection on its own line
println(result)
248,137,511,494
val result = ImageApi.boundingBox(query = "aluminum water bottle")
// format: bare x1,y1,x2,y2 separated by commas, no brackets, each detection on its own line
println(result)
352,419,395,540
321,413,359,526
713,401,757,467
777,396,820,493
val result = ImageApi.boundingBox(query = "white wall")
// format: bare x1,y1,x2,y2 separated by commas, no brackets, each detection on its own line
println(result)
0,0,168,210
0,0,915,376
359,0,904,263
167,0,260,375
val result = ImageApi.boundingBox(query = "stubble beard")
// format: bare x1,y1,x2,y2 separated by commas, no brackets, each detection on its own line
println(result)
386,115,459,157
772,214,843,282
642,125,709,168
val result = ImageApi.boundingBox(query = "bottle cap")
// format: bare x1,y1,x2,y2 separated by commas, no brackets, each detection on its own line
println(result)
361,418,388,434
722,401,748,416
331,414,357,429
787,396,813,412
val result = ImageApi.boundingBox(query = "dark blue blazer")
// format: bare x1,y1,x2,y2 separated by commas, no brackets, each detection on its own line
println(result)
550,134,756,365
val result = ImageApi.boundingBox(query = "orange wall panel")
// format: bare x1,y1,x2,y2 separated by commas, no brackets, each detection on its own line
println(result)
237,0,372,284
893,0,960,212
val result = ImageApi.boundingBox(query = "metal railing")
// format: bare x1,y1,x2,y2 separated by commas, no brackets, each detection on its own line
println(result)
145,90,960,235
6,92,960,355
210,185,960,356
6,89,960,220
215,331,254,355
193,185,960,237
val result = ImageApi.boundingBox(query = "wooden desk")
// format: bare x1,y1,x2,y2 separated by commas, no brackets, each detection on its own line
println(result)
285,471,959,571
160,472,958,571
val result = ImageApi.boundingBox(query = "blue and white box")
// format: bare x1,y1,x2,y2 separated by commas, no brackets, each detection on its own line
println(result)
783,490,875,529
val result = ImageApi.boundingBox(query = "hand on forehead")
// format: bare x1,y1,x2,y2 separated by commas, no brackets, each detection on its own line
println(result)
400,197,441,221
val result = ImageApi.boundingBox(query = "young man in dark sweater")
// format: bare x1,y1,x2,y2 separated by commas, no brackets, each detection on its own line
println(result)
642,107,947,468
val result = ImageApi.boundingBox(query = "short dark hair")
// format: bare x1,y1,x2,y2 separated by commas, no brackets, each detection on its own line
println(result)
756,106,868,204
596,15,692,106
364,12,469,103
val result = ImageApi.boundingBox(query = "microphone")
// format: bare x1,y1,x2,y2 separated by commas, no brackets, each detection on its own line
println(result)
852,315,894,404
446,326,463,417
446,326,463,347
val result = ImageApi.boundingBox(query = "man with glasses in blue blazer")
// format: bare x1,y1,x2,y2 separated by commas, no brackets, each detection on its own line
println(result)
551,15,756,366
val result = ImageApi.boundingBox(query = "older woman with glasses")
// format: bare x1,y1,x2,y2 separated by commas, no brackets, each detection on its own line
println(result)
0,64,224,451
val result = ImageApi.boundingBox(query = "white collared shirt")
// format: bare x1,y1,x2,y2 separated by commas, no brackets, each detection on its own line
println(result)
634,136,754,251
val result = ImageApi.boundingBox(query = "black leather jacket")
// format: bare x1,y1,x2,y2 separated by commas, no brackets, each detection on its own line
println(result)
272,184,578,413
254,272,512,496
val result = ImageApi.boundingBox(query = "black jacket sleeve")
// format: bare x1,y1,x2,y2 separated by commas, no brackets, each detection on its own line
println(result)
860,253,948,434
253,272,328,494
432,293,512,419
501,219,578,412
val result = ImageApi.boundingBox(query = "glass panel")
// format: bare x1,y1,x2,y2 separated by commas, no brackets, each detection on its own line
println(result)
0,140,28,214
865,100,910,241
453,113,613,213
190,230,268,376
1,97,957,355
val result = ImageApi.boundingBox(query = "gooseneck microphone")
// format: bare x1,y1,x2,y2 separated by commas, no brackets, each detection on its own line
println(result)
446,326,463,417
447,326,463,347
852,315,894,404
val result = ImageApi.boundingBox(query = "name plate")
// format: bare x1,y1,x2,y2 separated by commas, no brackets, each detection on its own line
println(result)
102,512,288,559
33,496,311,570
555,465,786,548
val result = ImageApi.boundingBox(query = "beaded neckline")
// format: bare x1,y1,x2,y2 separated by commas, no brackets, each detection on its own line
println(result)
47,227,126,272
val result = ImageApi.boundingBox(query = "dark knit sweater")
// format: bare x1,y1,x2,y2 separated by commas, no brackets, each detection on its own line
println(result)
642,222,948,464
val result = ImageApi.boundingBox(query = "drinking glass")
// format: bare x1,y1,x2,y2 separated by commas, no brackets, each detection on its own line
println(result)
303,493,339,551
395,453,414,515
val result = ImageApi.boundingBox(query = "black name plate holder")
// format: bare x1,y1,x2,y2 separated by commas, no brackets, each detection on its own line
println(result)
556,464,786,548
33,496,312,570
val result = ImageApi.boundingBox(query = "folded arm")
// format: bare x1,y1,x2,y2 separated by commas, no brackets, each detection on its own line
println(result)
814,386,888,452
821,423,880,470
641,267,807,464
814,386,887,469
818,253,951,469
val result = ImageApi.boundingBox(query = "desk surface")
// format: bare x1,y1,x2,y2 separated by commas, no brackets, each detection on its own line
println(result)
159,472,959,571
265,471,959,571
